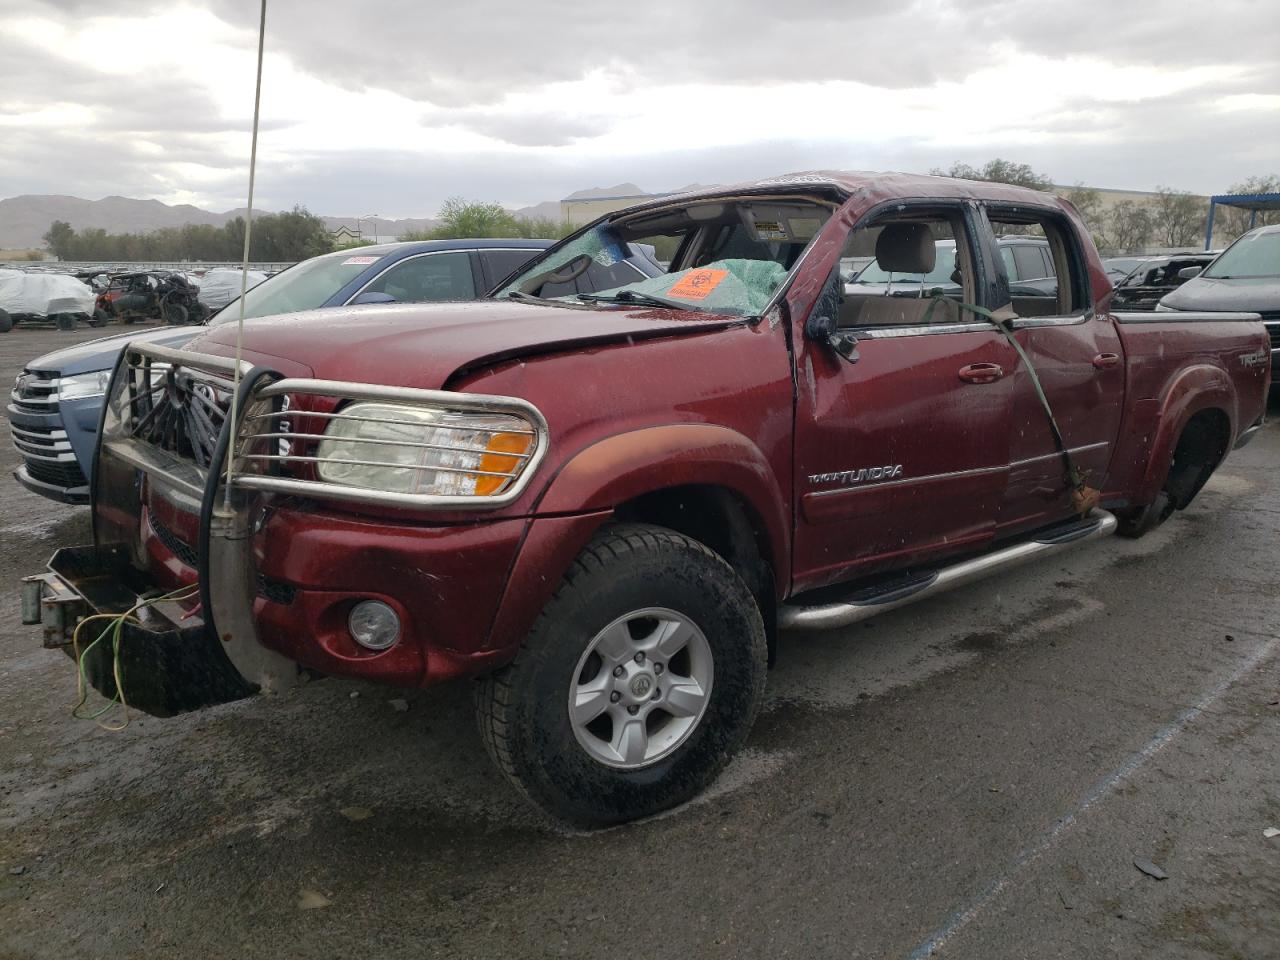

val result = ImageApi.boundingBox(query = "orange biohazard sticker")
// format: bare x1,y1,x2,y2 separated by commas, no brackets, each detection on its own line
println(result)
666,269,728,301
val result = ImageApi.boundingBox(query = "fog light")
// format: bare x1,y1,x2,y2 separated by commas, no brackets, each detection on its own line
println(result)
348,600,401,651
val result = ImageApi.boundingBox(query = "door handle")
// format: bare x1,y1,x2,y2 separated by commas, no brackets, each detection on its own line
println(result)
958,362,1005,384
1092,352,1120,369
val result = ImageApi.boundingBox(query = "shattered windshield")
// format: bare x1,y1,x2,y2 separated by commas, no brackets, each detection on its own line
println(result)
498,196,834,316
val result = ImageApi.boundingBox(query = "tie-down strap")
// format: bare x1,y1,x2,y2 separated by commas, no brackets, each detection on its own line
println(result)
921,295,1100,515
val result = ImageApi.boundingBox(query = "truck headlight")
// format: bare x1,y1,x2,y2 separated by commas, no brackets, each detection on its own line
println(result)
58,370,112,401
314,402,538,497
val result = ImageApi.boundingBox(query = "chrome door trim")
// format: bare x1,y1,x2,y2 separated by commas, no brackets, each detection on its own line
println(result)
805,441,1110,496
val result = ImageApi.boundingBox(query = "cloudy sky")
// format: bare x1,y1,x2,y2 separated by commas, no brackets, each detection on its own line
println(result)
2,0,1278,217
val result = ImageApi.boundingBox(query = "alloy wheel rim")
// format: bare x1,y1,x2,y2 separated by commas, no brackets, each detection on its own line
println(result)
568,606,714,770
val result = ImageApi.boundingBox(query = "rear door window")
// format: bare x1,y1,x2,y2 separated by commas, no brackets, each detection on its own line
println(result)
479,249,542,290
986,211,1089,318
1013,245,1049,281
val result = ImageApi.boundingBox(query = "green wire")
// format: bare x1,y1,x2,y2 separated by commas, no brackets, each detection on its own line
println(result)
71,584,201,729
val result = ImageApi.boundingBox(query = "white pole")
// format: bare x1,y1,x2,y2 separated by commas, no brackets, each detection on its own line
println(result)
226,0,268,505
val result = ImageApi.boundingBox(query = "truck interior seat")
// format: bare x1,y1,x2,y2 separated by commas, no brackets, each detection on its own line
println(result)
840,222,961,327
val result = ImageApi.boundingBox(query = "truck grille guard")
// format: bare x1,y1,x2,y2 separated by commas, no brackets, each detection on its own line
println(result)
91,341,549,701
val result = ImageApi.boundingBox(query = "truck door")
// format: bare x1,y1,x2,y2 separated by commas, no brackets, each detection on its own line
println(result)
979,206,1125,535
790,205,1017,593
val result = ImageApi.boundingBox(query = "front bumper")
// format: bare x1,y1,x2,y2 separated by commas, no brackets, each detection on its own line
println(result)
143,501,531,688
23,545,256,716
7,394,103,503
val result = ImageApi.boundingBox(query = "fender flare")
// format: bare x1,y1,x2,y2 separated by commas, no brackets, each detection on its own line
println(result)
1136,363,1237,502
535,423,791,591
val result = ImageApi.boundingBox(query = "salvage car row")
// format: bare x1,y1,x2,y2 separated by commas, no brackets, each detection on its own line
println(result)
7,238,659,501
0,266,270,332
8,173,1274,827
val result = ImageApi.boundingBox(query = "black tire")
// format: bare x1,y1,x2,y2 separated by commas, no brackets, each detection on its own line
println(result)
163,303,188,325
55,313,75,331
91,308,111,328
1115,491,1173,538
475,523,767,827
0,309,11,333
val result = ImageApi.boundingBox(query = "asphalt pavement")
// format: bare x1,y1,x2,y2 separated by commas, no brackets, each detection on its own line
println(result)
1,325,1277,959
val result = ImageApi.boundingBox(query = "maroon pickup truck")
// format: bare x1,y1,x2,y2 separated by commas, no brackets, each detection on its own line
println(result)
23,173,1270,826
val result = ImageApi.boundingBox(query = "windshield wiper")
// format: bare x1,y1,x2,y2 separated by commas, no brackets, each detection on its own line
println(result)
502,290,586,309
577,290,689,310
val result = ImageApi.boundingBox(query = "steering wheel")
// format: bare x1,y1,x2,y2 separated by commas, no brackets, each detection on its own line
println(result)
519,253,594,296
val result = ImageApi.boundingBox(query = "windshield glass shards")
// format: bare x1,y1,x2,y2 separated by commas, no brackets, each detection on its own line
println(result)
583,259,789,316
498,195,835,316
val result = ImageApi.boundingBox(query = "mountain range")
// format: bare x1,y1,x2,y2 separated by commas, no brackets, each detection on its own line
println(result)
0,183,694,250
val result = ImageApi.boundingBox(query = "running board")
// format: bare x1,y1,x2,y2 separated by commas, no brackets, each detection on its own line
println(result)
779,509,1117,631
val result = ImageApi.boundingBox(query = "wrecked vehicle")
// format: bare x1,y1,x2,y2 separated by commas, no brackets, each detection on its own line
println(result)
193,268,269,311
95,271,208,326
22,173,1271,826
1110,252,1218,311
0,270,99,332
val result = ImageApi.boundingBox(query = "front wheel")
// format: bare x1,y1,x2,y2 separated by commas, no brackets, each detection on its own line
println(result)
475,523,767,827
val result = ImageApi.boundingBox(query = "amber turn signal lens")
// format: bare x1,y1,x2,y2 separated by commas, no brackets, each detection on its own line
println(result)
474,432,534,496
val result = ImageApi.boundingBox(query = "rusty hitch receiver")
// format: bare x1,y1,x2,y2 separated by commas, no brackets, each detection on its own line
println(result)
20,341,298,717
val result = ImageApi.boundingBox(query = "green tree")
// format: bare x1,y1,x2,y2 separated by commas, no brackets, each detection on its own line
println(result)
252,205,335,260
509,215,577,240
1151,186,1206,248
42,220,76,260
930,159,1054,191
1107,200,1154,254
428,197,522,239
1064,183,1111,251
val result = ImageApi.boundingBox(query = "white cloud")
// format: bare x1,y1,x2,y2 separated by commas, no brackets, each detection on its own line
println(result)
1,0,1277,216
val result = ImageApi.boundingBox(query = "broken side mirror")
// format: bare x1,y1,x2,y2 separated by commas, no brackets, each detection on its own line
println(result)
1177,266,1202,281
804,267,859,362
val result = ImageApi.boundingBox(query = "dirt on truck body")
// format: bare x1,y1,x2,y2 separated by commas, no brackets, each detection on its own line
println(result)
21,171,1271,826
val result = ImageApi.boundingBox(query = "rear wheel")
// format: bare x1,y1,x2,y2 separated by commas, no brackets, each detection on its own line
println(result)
55,313,75,331
0,309,11,333
91,308,111,328
475,523,767,827
1115,491,1172,538
1117,412,1229,539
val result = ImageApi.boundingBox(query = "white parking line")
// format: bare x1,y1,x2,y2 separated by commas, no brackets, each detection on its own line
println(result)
905,634,1280,959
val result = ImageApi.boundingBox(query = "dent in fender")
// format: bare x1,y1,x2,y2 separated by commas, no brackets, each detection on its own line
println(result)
1138,363,1236,501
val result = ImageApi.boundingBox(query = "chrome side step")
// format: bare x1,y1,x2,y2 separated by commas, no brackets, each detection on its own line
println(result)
779,509,1117,631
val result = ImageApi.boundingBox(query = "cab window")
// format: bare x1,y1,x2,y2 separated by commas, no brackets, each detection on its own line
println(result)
986,210,1089,318
840,209,977,327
